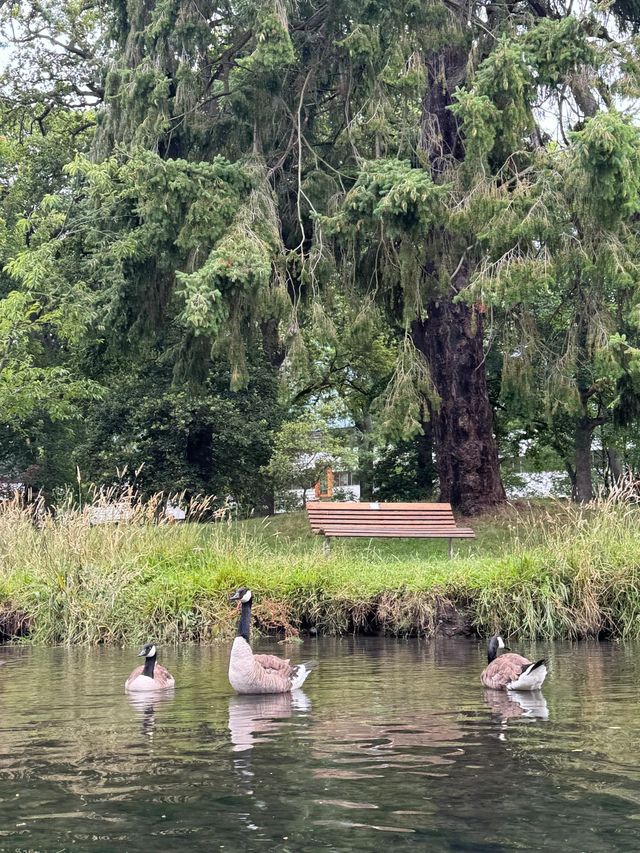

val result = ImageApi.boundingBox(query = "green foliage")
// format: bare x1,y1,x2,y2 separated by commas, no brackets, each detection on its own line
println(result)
246,8,296,72
372,438,436,501
0,291,100,423
55,151,282,382
323,159,449,240
3,0,640,511
265,409,358,499
374,335,439,440
0,101,100,490
452,37,533,168
523,16,598,88
449,90,500,166
569,112,640,228
76,355,283,510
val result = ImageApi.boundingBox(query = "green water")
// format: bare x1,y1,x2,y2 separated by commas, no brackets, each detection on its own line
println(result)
1,638,639,851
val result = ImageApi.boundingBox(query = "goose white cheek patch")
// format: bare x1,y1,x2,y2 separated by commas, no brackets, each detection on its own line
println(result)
147,645,157,657
241,590,252,603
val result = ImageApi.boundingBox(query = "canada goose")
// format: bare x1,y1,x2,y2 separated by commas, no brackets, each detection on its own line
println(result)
228,587,314,695
124,642,175,692
481,635,547,691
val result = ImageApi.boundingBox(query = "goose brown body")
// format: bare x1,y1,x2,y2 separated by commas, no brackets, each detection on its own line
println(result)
229,637,307,694
125,663,175,692
481,652,535,690
125,643,175,692
480,635,547,691
228,588,314,695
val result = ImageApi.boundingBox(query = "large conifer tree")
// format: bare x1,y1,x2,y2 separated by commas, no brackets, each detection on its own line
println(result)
4,0,640,508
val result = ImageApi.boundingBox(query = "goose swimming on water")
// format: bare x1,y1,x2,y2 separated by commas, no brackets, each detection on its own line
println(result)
125,642,175,692
228,587,314,695
481,635,547,691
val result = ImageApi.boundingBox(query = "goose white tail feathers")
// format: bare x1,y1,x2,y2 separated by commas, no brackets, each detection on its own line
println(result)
508,659,547,691
290,660,316,690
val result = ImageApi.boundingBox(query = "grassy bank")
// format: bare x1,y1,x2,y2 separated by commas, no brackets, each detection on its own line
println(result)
1,497,640,644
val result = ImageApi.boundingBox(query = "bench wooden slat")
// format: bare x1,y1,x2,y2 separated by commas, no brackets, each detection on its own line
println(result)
308,514,456,522
307,510,454,516
319,529,475,535
307,501,453,510
316,523,473,531
320,530,475,538
306,500,474,555
313,523,461,532
311,518,457,530
317,524,473,532
308,512,457,523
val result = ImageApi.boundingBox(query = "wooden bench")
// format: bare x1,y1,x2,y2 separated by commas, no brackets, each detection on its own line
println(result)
306,501,475,557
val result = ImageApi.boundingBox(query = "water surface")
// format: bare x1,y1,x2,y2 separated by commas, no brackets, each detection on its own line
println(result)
1,638,639,851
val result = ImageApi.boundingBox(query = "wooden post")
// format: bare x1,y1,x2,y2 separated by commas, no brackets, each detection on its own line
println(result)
448,537,453,559
323,536,331,557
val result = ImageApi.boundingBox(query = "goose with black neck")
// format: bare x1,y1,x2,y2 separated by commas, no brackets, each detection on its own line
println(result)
228,587,315,695
125,642,175,692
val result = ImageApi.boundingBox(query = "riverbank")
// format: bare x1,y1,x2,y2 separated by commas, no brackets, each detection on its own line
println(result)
1,498,639,644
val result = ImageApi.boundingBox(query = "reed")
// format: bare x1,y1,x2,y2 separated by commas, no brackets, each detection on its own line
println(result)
2,488,640,644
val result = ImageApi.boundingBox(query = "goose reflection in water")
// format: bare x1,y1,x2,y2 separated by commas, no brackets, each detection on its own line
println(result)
126,689,175,739
228,690,311,753
484,688,549,722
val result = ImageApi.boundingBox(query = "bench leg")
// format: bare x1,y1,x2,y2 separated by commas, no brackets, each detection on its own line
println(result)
448,538,453,559
323,537,331,557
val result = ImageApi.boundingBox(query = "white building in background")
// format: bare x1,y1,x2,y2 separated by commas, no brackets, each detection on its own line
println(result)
505,471,569,499
165,502,186,522
277,467,361,513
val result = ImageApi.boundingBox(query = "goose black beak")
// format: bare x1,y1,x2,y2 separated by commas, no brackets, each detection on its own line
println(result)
137,649,147,657
229,591,241,601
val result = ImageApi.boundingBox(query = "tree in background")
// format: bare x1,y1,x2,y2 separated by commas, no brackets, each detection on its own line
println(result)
266,409,357,509
76,352,283,511
0,97,100,494
466,78,640,502
0,4,287,502
2,0,640,509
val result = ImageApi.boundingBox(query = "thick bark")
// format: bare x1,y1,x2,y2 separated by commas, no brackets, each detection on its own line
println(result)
414,46,506,515
574,417,594,503
411,303,506,515
261,489,276,516
260,318,286,369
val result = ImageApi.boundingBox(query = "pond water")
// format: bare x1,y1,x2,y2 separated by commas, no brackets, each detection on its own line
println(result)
1,638,640,852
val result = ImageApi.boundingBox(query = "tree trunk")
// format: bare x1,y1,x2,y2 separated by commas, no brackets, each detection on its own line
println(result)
574,417,594,503
416,417,437,497
565,461,577,501
606,447,624,485
355,414,374,501
260,318,286,369
262,488,275,516
411,303,505,515
413,45,506,516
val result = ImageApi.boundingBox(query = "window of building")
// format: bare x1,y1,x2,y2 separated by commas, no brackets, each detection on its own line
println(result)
335,471,353,487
